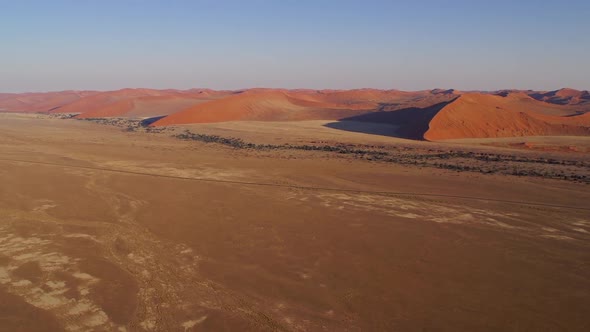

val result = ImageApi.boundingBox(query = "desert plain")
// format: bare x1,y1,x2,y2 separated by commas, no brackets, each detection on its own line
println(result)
0,88,589,331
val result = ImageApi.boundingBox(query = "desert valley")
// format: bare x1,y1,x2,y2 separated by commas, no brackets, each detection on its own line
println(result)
0,87,589,331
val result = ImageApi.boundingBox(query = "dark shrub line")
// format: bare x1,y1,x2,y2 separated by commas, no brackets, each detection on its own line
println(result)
174,130,589,183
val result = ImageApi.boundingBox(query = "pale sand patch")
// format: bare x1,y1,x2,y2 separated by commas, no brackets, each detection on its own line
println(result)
491,221,516,229
12,279,33,287
72,272,99,282
127,253,147,264
398,213,420,219
0,266,9,283
541,235,574,241
82,310,110,327
573,221,589,226
63,233,100,242
36,293,68,309
33,203,57,212
182,316,208,330
78,286,90,296
0,230,117,331
46,280,66,289
140,318,156,330
68,299,93,315
315,192,525,229
13,252,42,261
38,252,73,271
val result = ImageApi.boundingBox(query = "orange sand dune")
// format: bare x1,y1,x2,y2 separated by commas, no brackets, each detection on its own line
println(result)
152,89,456,126
75,91,234,118
3,88,590,141
293,89,439,107
56,88,173,115
152,90,330,125
527,88,590,106
424,93,590,140
0,91,98,113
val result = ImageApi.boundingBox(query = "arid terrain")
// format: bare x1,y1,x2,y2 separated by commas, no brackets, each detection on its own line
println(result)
2,88,589,141
4,0,590,328
0,105,589,331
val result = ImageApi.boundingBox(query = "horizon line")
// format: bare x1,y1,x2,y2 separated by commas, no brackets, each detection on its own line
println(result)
3,86,588,94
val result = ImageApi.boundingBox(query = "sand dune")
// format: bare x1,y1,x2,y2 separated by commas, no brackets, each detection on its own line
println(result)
50,88,168,115
75,94,231,119
0,91,98,113
68,89,233,118
2,88,590,141
528,88,590,106
151,89,457,126
151,90,366,125
424,93,590,140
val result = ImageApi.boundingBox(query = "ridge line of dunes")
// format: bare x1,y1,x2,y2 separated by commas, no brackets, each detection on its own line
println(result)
150,90,363,125
150,89,457,126
2,88,590,141
63,89,235,118
423,93,590,140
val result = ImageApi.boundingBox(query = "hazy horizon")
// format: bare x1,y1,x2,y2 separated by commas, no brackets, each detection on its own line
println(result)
2,86,588,95
2,0,589,92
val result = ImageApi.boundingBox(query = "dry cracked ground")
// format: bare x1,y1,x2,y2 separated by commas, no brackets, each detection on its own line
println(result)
0,113,589,331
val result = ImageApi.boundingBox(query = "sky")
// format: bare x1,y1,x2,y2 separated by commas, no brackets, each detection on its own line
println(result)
1,0,589,92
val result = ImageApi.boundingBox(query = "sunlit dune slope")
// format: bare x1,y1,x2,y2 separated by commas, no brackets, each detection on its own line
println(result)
151,89,457,126
70,89,234,118
424,93,590,140
56,88,170,116
0,91,98,113
150,90,368,125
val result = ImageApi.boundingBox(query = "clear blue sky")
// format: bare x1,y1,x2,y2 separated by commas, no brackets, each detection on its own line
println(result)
1,0,589,92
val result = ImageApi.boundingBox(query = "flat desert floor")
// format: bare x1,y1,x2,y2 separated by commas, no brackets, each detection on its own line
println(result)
0,113,589,331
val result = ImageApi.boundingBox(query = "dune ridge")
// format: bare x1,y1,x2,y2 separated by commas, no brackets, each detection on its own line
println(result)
1,87,589,140
424,93,590,140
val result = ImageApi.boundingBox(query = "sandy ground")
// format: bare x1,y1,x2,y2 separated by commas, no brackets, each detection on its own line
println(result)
176,120,590,156
442,136,590,154
0,113,589,331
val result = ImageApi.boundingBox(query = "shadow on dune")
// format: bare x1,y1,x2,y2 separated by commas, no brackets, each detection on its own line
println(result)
140,115,167,127
322,121,402,138
324,100,455,140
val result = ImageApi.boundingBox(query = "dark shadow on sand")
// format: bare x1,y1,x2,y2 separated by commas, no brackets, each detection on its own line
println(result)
324,100,455,140
323,121,402,138
140,115,167,127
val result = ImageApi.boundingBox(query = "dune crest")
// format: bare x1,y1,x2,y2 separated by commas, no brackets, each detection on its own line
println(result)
424,93,590,140
2,88,590,141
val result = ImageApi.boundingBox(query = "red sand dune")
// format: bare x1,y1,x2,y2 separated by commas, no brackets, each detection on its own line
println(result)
74,92,234,119
152,90,334,125
57,88,172,116
69,89,235,118
151,89,456,126
0,91,98,113
424,93,590,140
2,87,590,141
527,88,590,107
